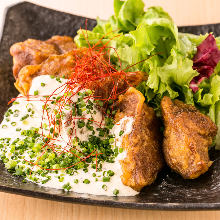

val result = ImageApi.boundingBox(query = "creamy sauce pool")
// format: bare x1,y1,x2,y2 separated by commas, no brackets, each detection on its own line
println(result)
0,75,138,196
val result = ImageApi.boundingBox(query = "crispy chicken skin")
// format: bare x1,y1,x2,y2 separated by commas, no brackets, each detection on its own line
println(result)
87,71,146,101
46,36,76,54
161,96,217,179
115,87,163,191
14,47,146,97
10,36,75,78
14,51,76,95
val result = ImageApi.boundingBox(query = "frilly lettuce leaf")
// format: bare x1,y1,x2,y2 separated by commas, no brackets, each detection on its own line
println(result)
138,48,197,110
113,0,145,32
215,36,220,50
143,6,172,20
74,0,220,149
194,75,220,148
158,49,197,87
75,0,201,109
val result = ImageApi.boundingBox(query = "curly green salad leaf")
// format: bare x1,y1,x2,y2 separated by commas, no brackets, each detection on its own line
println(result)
74,0,220,149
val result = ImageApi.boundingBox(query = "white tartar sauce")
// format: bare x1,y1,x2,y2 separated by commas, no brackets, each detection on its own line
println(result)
0,75,138,196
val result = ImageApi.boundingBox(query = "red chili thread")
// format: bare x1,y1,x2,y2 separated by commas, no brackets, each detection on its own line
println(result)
8,22,155,173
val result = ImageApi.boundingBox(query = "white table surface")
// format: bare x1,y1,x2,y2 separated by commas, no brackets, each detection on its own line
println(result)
1,0,220,39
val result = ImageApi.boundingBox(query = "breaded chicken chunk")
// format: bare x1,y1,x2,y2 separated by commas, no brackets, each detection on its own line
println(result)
161,96,217,179
10,36,75,78
14,51,76,95
115,87,163,191
14,47,146,97
87,71,146,101
46,36,76,54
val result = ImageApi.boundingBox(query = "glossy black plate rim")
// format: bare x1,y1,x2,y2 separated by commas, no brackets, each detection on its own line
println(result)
0,184,219,211
0,2,220,210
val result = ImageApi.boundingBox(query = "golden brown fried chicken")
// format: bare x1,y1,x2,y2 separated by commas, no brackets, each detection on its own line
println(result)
14,51,76,95
161,96,217,179
10,39,58,78
87,71,146,101
115,87,163,191
10,36,75,78
14,48,108,95
46,36,76,54
14,46,146,97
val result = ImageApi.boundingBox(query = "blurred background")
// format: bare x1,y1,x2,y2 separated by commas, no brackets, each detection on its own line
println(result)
0,0,220,29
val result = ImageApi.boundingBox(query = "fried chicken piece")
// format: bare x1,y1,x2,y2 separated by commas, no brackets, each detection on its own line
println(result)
14,51,76,95
87,71,146,101
15,46,146,97
115,87,163,191
161,96,217,179
10,36,75,78
46,36,76,54
10,39,58,79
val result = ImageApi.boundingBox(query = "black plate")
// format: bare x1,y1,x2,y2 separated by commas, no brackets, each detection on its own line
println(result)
0,1,220,210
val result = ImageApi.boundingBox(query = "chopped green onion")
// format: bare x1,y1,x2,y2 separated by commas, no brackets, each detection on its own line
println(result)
109,138,114,144
83,179,90,184
56,77,62,83
113,189,119,196
59,176,64,182
77,120,85,128
5,160,17,169
103,177,110,182
107,170,115,176
2,125,7,129
5,112,10,117
11,122,17,126
119,130,124,136
63,182,72,191
20,114,29,121
119,148,124,153
34,90,39,96
74,179,79,184
102,184,107,191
